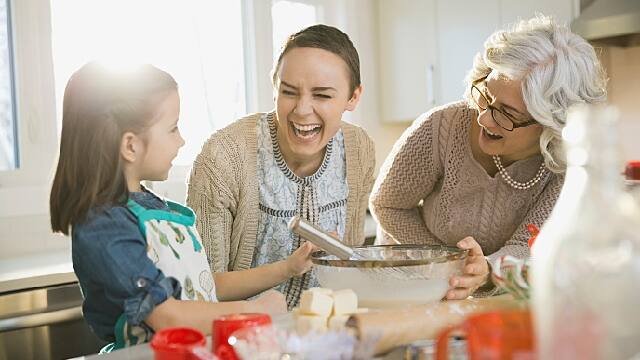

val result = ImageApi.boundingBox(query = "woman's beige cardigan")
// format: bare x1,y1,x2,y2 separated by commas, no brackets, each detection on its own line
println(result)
187,112,376,273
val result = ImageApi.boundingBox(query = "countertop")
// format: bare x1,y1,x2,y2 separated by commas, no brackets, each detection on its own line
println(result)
75,313,295,360
74,297,500,360
0,249,76,293
74,313,392,360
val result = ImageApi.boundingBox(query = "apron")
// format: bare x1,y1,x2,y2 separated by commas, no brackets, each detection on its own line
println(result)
111,198,217,349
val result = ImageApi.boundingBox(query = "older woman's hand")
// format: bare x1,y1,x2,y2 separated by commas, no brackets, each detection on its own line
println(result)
446,236,490,300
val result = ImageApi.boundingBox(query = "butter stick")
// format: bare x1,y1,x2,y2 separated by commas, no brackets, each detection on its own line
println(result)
331,289,358,315
299,289,333,317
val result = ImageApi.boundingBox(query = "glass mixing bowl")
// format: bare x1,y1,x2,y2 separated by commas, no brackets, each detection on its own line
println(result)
311,245,467,308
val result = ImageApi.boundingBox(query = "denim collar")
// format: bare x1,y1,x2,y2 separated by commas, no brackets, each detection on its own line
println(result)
128,186,167,211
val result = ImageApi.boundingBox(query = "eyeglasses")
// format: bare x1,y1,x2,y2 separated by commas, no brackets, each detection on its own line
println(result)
470,77,537,131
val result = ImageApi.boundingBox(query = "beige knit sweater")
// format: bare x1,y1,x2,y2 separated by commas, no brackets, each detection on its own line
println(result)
370,101,564,267
187,112,376,273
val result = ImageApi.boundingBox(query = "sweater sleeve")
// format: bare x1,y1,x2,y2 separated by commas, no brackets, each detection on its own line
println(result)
370,109,445,245
187,135,237,273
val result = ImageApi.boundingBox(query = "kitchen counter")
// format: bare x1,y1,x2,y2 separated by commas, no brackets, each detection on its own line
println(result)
77,340,174,360
76,313,295,360
0,249,76,293
75,296,521,359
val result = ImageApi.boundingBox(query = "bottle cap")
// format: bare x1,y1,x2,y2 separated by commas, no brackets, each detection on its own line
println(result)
150,327,206,360
624,161,640,181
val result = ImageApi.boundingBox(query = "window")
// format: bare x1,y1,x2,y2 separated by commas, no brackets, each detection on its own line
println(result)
0,0,351,260
0,0,17,171
50,0,247,166
271,0,319,61
244,0,324,113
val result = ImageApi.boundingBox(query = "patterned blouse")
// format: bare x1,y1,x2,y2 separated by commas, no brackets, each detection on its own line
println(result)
252,112,348,308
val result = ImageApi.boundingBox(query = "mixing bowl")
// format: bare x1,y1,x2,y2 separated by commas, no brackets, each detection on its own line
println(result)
311,245,467,308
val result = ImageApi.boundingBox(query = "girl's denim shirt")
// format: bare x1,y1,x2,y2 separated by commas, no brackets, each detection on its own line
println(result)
72,191,181,342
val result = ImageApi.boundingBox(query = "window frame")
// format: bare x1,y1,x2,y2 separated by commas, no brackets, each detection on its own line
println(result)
0,0,19,171
0,0,58,218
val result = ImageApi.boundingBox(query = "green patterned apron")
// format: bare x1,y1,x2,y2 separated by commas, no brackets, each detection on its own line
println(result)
110,198,217,349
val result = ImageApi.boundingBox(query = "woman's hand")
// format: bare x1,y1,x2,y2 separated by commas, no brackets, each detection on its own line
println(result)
252,290,287,315
285,241,319,277
446,236,490,300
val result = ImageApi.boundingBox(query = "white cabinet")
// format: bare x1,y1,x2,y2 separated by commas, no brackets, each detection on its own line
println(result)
435,0,501,108
376,0,438,123
377,0,577,123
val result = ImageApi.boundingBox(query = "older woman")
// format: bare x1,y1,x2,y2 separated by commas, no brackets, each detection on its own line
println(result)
188,25,375,308
370,15,606,300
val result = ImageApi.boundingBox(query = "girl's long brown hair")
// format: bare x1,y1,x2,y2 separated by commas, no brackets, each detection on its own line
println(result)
50,62,177,235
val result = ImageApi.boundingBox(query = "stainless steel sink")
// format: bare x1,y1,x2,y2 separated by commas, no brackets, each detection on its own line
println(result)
0,282,108,360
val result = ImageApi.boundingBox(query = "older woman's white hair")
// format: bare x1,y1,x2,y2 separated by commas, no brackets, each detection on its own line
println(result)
465,14,607,173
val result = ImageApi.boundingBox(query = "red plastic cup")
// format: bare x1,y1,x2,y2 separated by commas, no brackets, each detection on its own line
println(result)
212,313,272,360
436,309,535,360
151,327,207,360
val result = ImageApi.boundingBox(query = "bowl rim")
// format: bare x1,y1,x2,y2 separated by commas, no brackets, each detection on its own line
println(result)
310,244,468,268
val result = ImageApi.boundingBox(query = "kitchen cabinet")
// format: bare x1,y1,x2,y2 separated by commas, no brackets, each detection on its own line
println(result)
376,0,577,123
377,0,438,124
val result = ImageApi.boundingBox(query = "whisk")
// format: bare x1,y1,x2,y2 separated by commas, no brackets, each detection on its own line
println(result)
287,216,432,279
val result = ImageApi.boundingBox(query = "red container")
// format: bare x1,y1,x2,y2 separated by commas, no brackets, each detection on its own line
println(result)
625,161,640,181
212,313,272,360
436,309,535,360
150,327,206,360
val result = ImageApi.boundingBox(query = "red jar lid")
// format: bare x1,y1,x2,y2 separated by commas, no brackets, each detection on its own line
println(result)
150,327,206,357
625,161,640,181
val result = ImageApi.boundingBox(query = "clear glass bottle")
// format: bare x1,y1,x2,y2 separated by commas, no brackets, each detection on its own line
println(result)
532,105,640,359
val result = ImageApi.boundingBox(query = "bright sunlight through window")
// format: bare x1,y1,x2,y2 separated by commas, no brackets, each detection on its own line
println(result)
271,1,319,61
50,0,246,165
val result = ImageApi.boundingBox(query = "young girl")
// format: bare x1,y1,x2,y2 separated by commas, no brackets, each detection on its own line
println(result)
49,62,316,349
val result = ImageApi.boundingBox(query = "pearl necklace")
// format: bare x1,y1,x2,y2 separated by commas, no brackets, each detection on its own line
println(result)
492,155,548,190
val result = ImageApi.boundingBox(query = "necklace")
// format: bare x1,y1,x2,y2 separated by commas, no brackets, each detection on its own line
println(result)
492,155,547,190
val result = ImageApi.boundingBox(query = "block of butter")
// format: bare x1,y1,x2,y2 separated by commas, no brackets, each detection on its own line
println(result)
307,287,333,296
328,314,350,331
331,289,358,315
296,313,328,334
299,289,334,317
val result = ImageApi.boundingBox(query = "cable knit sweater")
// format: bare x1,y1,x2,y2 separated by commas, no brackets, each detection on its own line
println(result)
370,101,564,267
187,112,376,273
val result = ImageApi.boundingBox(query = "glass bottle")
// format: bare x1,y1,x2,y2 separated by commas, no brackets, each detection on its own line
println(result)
532,105,640,359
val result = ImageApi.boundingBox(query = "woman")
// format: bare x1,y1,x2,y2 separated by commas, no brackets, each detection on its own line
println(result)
188,24,375,308
370,15,606,299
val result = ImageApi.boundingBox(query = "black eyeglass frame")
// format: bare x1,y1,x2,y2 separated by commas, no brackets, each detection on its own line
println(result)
470,77,538,131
